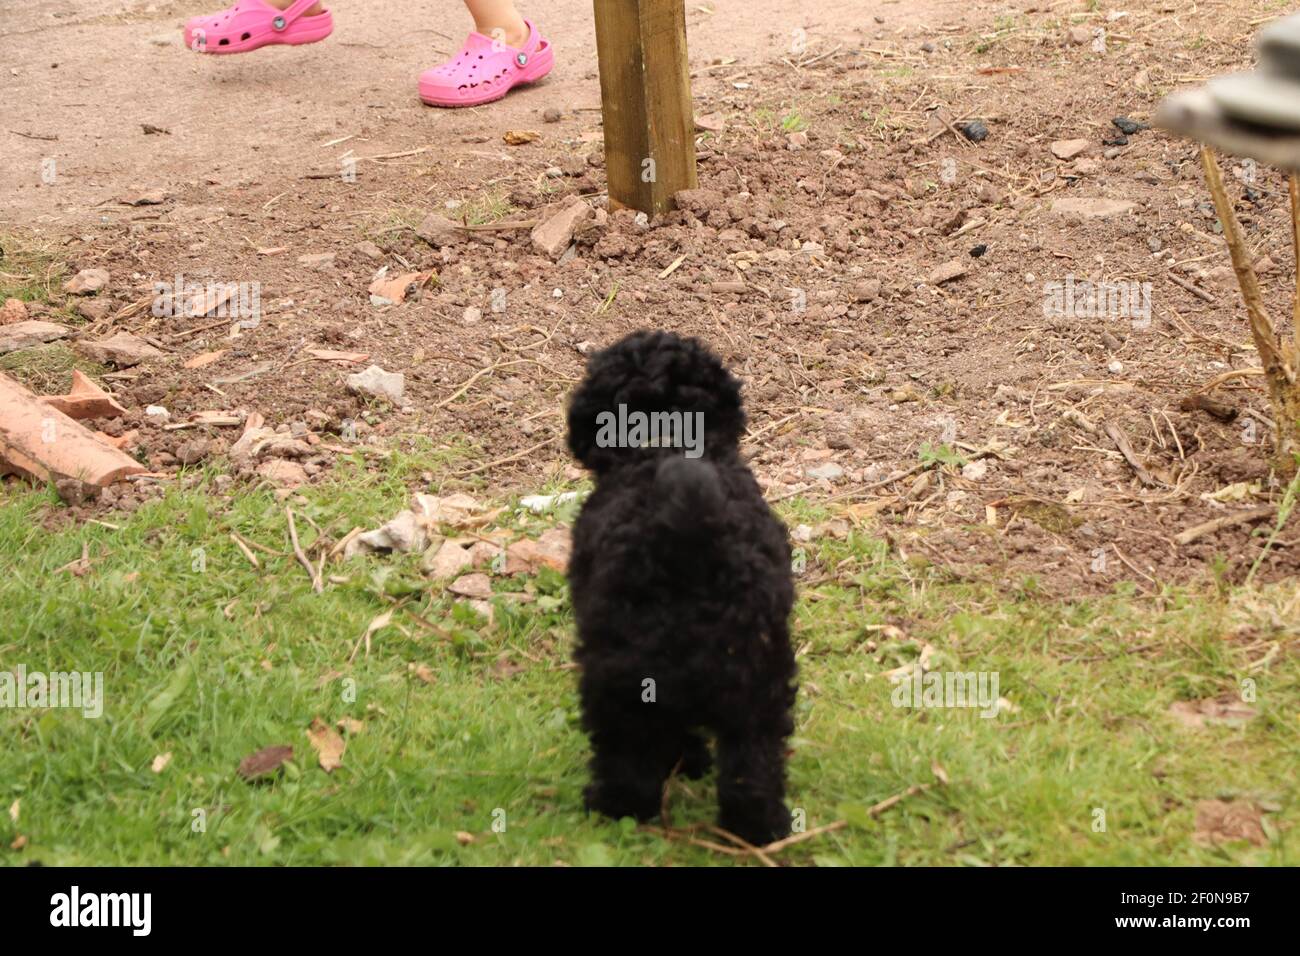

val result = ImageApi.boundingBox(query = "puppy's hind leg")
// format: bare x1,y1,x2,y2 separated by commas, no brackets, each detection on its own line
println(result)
715,730,791,846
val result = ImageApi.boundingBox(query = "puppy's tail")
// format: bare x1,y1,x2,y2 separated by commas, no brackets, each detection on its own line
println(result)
653,455,725,536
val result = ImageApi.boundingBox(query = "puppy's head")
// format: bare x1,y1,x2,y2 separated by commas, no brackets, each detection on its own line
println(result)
567,330,745,473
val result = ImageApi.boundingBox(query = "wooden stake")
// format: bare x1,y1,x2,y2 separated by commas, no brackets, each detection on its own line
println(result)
593,0,698,214
1200,147,1300,466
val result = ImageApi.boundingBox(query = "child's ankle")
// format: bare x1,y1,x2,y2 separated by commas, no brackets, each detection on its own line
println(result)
269,0,325,13
479,18,528,49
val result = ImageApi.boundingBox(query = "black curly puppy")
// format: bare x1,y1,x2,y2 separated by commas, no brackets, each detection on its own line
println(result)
566,330,797,845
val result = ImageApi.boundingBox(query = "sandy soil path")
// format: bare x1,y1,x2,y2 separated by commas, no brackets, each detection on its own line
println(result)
0,0,957,225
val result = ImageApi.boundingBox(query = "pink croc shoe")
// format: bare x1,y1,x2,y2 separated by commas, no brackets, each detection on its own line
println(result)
419,19,554,108
185,0,333,55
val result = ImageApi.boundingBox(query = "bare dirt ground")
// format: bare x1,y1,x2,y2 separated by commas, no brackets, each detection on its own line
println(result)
4,0,1300,594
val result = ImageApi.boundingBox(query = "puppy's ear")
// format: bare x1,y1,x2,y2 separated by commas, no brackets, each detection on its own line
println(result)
566,336,637,473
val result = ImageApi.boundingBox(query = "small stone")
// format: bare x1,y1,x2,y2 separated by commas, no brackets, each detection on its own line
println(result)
786,131,809,150
0,320,70,355
852,279,882,302
542,107,562,123
256,459,308,488
415,213,461,248
1147,236,1163,252
63,268,110,295
806,462,844,482
1108,360,1124,374
176,439,210,465
927,259,969,285
448,573,493,600
424,540,473,579
961,460,988,481
75,331,164,367
1072,158,1101,175
960,120,989,142
54,478,100,506
346,364,405,405
1050,197,1137,219
530,196,592,261
1066,25,1092,45
1112,116,1147,135
145,405,170,422
463,306,483,323
75,299,114,323
1051,138,1090,160
296,252,336,268
354,241,383,260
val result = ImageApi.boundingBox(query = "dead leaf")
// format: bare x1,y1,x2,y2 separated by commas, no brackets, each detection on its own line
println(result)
307,717,345,773
412,492,487,529
368,270,432,305
237,744,294,781
183,350,228,369
7,799,17,825
490,657,527,680
9,835,27,851
353,609,394,660
455,831,476,845
307,348,370,364
1168,696,1257,729
503,130,541,145
1193,799,1268,847
337,717,365,735
150,752,172,774
409,662,436,685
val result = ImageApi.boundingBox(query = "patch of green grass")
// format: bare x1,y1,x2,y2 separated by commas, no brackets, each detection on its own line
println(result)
1,467,1297,866
0,234,67,305
780,111,809,134
0,343,106,393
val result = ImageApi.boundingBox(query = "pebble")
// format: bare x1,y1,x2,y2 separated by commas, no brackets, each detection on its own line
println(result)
63,268,110,295
806,462,844,481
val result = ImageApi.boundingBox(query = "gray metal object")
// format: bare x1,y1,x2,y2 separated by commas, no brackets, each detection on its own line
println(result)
1156,13,1300,171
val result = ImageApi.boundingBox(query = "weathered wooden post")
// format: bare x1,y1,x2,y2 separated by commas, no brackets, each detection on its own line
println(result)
593,0,698,215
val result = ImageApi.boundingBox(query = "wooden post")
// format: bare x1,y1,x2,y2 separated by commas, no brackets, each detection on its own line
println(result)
593,0,698,215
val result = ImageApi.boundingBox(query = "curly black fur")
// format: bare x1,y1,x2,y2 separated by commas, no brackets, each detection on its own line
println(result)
566,330,798,845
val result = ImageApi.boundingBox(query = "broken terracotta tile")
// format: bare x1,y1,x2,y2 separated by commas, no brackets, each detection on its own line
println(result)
37,369,126,420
